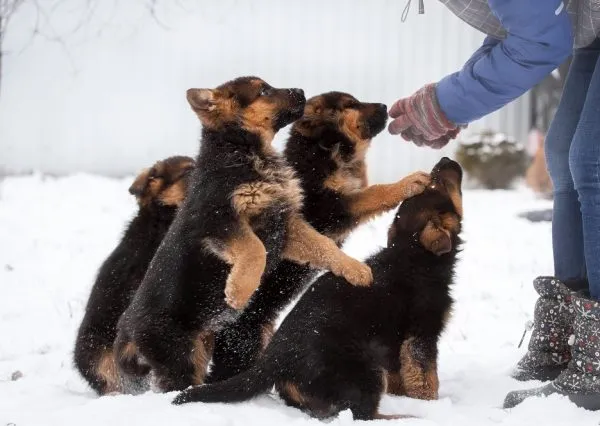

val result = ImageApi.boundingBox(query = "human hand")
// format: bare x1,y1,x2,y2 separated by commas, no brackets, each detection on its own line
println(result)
388,84,459,147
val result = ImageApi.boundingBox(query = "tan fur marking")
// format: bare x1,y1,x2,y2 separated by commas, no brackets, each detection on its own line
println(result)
241,97,277,144
339,108,364,145
293,119,317,138
221,222,267,310
282,214,372,286
96,350,121,394
158,180,187,207
441,213,461,234
323,163,366,195
419,220,453,256
231,158,303,219
300,97,325,121
119,341,139,361
348,171,431,224
179,160,195,170
187,88,236,129
322,141,370,195
261,322,275,350
130,157,194,208
386,369,404,396
190,331,215,385
448,187,463,218
279,382,306,406
398,338,439,400
248,155,304,213
231,182,288,218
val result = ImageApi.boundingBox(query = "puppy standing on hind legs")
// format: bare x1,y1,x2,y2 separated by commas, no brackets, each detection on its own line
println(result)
116,77,373,393
207,91,431,383
174,157,464,421
73,156,194,395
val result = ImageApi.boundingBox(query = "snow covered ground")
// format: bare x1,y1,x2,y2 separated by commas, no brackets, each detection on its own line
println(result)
0,173,597,426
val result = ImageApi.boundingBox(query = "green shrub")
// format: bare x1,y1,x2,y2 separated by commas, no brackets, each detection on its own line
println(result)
455,130,527,190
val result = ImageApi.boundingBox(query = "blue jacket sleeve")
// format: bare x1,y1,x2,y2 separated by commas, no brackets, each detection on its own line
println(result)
436,0,573,125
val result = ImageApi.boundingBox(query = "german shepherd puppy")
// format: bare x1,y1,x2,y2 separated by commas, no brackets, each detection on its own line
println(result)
73,156,194,395
207,92,431,383
116,77,372,392
173,157,463,421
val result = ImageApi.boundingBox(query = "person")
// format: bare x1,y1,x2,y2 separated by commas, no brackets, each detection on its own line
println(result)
390,0,600,411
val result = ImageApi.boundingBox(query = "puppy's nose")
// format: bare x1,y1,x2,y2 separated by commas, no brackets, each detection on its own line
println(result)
289,88,304,97
128,185,143,196
376,103,387,114
438,157,453,166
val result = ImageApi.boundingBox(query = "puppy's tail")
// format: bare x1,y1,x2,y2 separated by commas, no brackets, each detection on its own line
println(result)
172,357,276,405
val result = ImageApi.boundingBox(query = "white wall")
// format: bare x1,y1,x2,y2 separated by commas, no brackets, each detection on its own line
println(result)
0,0,529,183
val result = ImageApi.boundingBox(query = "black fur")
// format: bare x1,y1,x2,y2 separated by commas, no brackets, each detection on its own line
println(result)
74,189,183,394
207,92,388,383
174,158,463,421
115,77,306,392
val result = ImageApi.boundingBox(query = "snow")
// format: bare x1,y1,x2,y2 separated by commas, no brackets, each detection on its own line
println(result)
0,174,598,426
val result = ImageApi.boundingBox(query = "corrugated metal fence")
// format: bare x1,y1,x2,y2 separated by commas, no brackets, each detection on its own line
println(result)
0,0,530,182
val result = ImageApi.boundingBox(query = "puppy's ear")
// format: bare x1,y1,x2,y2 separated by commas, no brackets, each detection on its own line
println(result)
419,220,452,256
129,168,150,197
186,88,216,111
294,117,328,139
170,160,195,182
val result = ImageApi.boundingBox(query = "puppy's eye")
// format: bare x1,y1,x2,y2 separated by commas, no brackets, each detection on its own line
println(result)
260,87,272,97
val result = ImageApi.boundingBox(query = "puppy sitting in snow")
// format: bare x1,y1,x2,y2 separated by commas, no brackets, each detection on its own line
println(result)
173,157,463,421
116,77,372,392
74,155,194,395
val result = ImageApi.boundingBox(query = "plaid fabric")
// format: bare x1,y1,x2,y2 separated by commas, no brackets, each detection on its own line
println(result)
439,0,600,49
568,0,600,48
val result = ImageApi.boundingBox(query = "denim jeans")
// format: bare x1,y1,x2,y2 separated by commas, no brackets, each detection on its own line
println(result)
545,38,600,300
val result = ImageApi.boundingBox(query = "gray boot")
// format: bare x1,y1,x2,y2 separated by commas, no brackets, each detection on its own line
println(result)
504,295,600,411
512,277,575,382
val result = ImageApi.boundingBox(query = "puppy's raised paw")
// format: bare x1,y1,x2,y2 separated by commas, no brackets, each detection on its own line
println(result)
335,257,373,287
224,277,259,310
397,171,431,199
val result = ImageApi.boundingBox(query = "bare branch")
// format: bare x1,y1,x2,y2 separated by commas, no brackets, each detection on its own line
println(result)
0,0,184,98
145,0,171,30
1,0,26,41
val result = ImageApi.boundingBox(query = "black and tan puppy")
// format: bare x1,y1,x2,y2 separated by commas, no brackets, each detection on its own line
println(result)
173,157,463,421
116,77,372,393
207,92,431,383
73,155,194,395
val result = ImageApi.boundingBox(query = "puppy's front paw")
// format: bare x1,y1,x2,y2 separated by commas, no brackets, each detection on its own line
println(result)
398,171,431,199
336,258,373,287
224,277,258,310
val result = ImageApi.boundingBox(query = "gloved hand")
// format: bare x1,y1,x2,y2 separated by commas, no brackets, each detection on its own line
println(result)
388,84,460,147
400,127,461,150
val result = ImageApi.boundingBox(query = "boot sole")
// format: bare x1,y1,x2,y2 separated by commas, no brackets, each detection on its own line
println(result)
505,383,600,411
